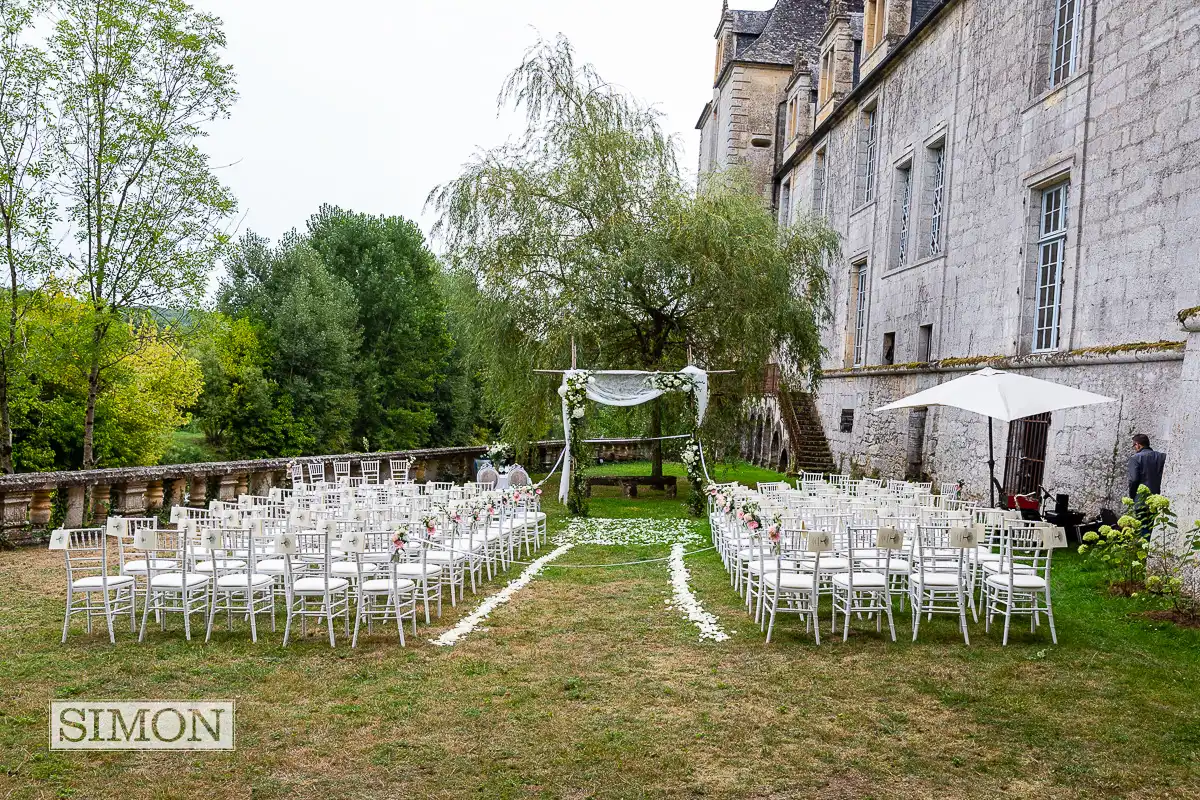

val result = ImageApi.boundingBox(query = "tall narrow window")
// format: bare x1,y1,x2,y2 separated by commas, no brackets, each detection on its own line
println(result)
882,332,895,365
1034,182,1069,352
917,324,933,361
920,141,946,257
851,260,869,366
856,104,878,205
891,161,912,268
714,36,726,82
1050,0,1080,86
819,49,833,105
812,147,827,215
779,180,792,228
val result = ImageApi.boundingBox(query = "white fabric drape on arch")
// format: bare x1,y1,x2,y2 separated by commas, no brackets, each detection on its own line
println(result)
559,366,709,502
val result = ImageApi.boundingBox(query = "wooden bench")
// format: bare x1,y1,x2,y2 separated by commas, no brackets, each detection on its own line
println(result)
585,475,677,498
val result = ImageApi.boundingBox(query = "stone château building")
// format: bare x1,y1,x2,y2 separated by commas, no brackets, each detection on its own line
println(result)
698,0,1200,521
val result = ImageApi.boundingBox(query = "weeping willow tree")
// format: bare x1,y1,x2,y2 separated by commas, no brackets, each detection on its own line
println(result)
431,36,839,477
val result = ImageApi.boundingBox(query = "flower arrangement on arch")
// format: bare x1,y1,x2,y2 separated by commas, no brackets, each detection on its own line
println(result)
559,371,594,420
649,371,696,394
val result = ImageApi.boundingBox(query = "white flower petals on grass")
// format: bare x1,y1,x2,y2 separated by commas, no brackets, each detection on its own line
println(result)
431,543,574,647
555,517,703,547
667,541,730,642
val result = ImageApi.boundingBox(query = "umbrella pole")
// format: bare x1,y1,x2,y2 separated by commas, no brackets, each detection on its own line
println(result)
988,418,997,508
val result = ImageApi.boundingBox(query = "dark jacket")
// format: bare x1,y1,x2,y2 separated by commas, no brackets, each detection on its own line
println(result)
1128,447,1167,499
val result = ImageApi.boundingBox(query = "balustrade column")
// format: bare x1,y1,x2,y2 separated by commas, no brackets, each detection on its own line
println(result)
144,480,165,512
29,489,53,527
64,485,86,528
114,482,148,516
188,475,209,508
90,484,112,524
218,474,239,501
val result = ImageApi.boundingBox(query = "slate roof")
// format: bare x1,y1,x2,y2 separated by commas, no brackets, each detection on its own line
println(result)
729,9,770,35
730,0,830,66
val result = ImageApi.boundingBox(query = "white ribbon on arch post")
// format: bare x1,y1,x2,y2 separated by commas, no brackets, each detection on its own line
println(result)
558,366,710,503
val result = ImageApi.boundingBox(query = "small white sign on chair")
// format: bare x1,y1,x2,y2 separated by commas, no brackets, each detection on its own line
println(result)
949,526,978,548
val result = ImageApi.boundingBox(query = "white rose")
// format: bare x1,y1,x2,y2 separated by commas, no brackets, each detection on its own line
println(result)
558,386,567,397
572,407,585,419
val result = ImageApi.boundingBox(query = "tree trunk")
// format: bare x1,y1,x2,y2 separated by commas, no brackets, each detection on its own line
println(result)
651,397,663,478
0,358,11,474
82,343,102,470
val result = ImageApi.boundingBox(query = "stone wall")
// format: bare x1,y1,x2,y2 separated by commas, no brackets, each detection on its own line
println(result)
704,62,793,201
767,0,1199,515
815,349,1187,513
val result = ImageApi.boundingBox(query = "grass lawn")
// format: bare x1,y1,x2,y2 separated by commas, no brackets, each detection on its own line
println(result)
2,463,1198,798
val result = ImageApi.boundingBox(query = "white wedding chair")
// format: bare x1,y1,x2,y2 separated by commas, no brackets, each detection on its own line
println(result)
54,527,136,644
763,526,830,644
350,529,418,647
281,528,350,647
984,522,1062,645
137,527,211,642
831,523,900,641
910,520,976,645
204,525,276,642
390,458,412,483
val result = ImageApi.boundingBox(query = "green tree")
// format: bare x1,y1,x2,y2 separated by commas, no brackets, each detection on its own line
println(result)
306,205,454,450
0,0,55,473
431,37,838,476
217,232,361,455
192,313,302,459
11,291,201,470
50,0,237,469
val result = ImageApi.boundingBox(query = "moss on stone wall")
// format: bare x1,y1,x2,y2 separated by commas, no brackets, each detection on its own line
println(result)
1068,340,1184,356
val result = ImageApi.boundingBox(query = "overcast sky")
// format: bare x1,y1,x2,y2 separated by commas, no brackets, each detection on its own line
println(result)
202,0,777,250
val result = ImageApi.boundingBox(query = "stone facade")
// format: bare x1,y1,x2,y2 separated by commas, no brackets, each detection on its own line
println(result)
700,0,1200,521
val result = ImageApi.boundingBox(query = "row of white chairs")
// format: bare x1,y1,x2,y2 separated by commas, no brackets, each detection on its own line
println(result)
709,479,1066,645
55,481,547,647
289,457,412,489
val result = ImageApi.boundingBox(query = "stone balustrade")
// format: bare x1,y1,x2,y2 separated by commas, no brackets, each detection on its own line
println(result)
0,443,549,546
0,438,660,546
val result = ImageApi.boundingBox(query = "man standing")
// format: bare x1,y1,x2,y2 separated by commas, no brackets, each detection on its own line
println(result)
1128,434,1167,500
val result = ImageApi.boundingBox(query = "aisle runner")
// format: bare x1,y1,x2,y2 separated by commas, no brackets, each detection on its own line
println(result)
560,518,730,643
430,543,574,646
667,542,731,642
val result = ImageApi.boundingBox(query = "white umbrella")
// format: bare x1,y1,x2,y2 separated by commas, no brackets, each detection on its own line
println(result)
875,367,1115,506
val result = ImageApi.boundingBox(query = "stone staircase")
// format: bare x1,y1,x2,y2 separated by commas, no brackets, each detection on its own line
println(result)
777,390,836,475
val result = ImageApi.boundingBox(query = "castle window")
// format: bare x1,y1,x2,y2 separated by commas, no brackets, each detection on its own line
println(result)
818,48,833,106
890,159,913,269
1050,0,1081,86
1033,182,1069,352
863,0,888,52
812,147,828,215
850,259,869,367
882,332,896,365
714,36,726,82
917,324,933,361
855,102,879,206
786,96,798,140
779,179,792,228
918,137,947,258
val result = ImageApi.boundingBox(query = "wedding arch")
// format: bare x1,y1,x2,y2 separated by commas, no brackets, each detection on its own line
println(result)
556,365,712,515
